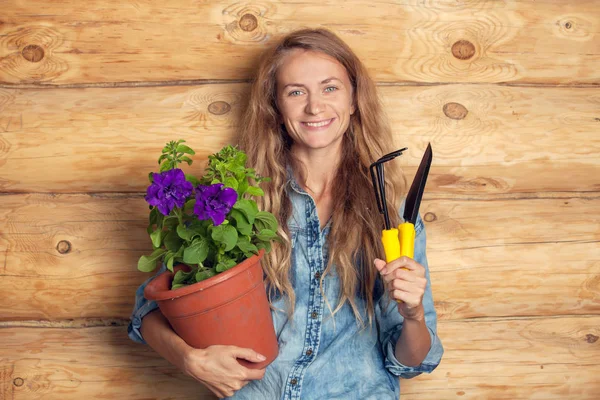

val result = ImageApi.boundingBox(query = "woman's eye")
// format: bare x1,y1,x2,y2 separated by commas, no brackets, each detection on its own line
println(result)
325,86,338,92
288,90,303,96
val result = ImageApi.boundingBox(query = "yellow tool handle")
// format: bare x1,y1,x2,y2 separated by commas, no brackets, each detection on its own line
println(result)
382,228,400,263
381,223,415,305
398,222,415,259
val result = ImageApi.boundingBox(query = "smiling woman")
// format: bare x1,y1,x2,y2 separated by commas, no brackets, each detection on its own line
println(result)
276,50,356,154
129,28,443,400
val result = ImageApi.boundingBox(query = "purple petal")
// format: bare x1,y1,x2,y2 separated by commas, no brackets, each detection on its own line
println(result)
211,211,226,226
152,172,164,186
157,202,172,216
218,187,238,208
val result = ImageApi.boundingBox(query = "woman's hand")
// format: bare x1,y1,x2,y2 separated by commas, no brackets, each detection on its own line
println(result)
140,310,266,399
374,257,427,321
182,345,267,399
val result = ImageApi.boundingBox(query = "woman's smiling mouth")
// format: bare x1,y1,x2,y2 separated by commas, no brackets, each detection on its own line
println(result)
301,118,335,129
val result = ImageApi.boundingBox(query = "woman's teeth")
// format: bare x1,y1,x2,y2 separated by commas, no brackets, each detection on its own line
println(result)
305,119,332,127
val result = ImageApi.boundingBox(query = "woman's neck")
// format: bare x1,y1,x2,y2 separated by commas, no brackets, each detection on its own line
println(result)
291,145,341,200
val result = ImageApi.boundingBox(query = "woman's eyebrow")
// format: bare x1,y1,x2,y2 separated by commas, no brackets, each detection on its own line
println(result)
283,77,343,89
321,77,342,84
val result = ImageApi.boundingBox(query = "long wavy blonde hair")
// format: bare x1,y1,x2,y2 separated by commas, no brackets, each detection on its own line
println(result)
239,28,404,329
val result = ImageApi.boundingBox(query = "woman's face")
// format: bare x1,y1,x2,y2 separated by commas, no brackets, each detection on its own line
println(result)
275,49,355,155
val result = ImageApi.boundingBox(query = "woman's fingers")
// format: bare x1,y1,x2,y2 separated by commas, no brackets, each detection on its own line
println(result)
229,346,267,363
244,367,267,381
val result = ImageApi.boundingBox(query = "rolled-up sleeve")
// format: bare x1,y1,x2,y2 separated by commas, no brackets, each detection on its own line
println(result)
376,213,444,379
127,264,166,344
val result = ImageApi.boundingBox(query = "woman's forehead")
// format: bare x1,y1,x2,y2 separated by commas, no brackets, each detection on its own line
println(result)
276,49,351,85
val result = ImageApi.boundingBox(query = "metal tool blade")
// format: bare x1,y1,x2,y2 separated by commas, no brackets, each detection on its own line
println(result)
403,143,433,225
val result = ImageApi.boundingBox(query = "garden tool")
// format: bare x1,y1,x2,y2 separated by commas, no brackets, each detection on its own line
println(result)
370,143,433,263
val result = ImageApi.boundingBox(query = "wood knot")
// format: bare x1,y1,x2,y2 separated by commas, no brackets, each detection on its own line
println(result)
443,102,468,120
239,14,258,32
565,21,572,29
585,334,598,343
451,40,476,60
13,378,24,387
22,44,45,62
424,212,437,222
456,391,465,396
56,240,72,254
208,101,231,115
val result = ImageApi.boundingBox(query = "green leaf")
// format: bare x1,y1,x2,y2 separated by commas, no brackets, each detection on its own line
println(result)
163,216,179,229
215,258,237,273
195,269,217,282
150,229,164,248
137,249,166,272
163,250,175,271
211,224,238,251
183,199,196,212
233,151,247,167
173,269,195,285
237,178,249,196
254,211,278,232
236,236,258,257
176,224,195,241
256,229,277,241
159,162,171,172
158,153,169,164
180,156,193,166
224,177,238,190
245,186,264,197
233,199,258,224
176,144,196,155
230,209,252,235
183,237,209,264
164,231,183,252
169,246,184,270
256,241,272,253
156,212,165,230
149,207,159,225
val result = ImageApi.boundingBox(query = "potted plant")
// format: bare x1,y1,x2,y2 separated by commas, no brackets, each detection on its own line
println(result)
138,140,279,369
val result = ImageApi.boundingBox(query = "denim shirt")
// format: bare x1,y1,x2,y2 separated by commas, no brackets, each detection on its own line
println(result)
128,176,444,400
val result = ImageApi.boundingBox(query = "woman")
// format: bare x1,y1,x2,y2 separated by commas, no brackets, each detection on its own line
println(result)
128,28,443,399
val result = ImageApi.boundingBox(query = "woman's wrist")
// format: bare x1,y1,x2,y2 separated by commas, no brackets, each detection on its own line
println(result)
399,304,425,322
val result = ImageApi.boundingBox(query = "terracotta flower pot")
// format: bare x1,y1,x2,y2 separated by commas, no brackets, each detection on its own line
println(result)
144,249,278,369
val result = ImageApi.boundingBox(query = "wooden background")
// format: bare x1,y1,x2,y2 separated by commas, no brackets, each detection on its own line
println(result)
1,1,599,399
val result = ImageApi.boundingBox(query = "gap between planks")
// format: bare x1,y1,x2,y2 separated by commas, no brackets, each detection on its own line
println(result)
1,81,599,90
1,314,598,329
1,191,599,201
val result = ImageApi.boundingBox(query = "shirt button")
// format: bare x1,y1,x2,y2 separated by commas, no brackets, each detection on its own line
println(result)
314,271,321,279
306,349,313,356
311,311,318,319
291,378,298,385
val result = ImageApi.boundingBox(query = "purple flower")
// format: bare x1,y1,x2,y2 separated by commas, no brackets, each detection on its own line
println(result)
145,169,193,216
194,183,238,226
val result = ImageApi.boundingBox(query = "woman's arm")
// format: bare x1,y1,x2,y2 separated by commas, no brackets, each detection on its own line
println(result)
139,308,195,372
138,305,267,398
374,214,444,379
393,306,431,367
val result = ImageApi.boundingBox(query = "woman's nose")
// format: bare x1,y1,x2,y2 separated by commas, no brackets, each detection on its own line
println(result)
305,95,324,115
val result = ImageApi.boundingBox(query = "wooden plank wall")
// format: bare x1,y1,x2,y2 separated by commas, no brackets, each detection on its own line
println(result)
1,1,599,399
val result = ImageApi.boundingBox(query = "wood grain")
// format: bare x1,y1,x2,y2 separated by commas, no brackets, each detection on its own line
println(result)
1,316,598,399
1,194,597,321
0,84,598,194
401,316,600,400
1,1,598,85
